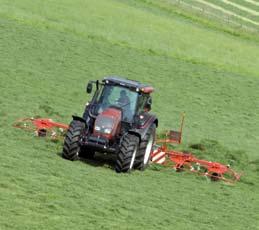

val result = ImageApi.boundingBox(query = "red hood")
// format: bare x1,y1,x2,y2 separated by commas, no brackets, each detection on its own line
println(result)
93,108,122,139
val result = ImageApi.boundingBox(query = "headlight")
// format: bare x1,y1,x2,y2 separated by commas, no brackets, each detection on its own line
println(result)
95,126,101,131
104,128,112,134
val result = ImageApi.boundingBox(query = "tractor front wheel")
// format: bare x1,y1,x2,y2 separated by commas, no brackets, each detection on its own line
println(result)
62,120,85,161
115,134,139,173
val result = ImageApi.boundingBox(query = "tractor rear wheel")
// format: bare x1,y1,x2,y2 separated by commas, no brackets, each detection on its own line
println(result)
62,120,85,161
135,124,156,170
115,134,139,173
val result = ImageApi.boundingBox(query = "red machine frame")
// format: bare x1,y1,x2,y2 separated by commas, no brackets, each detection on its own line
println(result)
151,113,241,183
13,118,69,139
152,145,241,183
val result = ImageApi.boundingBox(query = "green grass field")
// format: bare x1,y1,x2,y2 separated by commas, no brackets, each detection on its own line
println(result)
1,0,259,229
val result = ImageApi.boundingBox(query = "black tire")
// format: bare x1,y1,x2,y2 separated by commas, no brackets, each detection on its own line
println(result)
135,124,156,170
115,134,139,173
210,173,220,181
62,120,85,161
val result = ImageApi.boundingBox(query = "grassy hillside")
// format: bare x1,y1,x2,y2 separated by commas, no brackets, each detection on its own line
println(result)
0,0,259,229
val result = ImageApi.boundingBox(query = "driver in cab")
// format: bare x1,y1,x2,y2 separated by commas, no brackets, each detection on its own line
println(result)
117,90,132,121
118,90,130,106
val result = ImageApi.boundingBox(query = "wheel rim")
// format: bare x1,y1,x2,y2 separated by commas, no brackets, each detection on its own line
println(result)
144,134,154,165
129,145,137,170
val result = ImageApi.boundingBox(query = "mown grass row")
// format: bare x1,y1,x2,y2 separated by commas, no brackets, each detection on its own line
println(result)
173,0,259,30
206,0,259,22
232,0,259,11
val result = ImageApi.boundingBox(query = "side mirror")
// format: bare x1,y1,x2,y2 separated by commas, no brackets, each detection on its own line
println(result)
86,82,93,94
147,97,152,105
144,97,152,111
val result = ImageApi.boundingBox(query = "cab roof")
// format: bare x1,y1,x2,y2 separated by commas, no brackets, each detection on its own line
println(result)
102,76,154,93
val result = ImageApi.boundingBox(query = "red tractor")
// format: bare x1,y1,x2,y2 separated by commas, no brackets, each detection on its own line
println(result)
62,77,158,173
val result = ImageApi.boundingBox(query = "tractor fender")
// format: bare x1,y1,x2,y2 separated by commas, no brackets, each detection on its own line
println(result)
128,130,142,143
130,115,158,141
72,115,86,124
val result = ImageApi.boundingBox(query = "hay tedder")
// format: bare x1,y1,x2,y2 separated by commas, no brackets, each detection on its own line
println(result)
151,145,241,183
13,77,241,182
151,114,241,184
13,118,69,139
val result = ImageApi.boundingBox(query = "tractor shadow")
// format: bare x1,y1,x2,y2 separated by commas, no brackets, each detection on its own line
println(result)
56,152,116,170
80,152,116,170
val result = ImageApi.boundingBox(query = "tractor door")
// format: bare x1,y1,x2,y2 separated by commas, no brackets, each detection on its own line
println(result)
137,94,152,114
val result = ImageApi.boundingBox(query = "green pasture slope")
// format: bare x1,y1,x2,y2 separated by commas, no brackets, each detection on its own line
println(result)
0,0,259,229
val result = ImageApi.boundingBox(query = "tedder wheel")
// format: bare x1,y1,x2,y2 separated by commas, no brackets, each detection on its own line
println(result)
135,124,156,170
62,120,85,161
115,134,139,173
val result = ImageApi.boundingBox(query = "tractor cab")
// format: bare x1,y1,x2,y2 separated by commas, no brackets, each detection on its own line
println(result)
85,77,154,123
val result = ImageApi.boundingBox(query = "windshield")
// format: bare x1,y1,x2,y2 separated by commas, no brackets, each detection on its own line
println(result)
94,85,138,122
